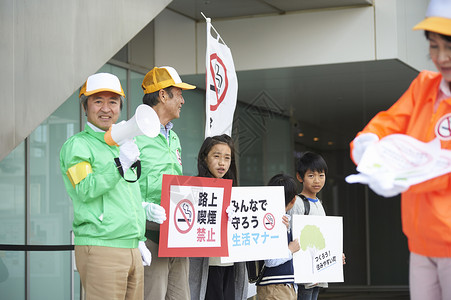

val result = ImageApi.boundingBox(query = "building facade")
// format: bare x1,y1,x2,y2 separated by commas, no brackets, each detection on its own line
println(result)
0,0,432,298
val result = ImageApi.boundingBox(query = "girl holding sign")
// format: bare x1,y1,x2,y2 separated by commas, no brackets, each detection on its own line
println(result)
188,134,248,300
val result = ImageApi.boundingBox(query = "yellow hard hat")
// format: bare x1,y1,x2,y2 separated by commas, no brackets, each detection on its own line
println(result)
141,66,196,94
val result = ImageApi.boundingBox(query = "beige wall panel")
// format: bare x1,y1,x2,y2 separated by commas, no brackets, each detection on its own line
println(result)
375,0,399,59
194,7,376,72
396,0,434,71
375,0,433,72
154,9,197,75
130,22,156,70
0,0,15,158
0,0,171,161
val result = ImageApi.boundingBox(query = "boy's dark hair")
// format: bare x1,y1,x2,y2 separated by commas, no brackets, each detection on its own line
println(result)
267,173,297,206
296,151,328,179
197,134,238,186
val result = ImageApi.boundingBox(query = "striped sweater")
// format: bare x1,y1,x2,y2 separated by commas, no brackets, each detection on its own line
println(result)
257,231,294,286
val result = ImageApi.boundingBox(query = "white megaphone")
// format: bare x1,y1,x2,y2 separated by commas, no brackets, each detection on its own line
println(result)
104,104,160,146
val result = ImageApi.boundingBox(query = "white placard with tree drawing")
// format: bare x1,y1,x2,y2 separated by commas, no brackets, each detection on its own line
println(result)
292,215,344,283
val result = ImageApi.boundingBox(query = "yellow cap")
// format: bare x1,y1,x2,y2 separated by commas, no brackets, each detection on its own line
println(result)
413,0,451,36
79,73,125,98
141,66,196,94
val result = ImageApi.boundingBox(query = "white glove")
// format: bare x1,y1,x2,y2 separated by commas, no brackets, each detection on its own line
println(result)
142,202,166,224
119,139,140,173
352,133,379,164
138,241,152,266
226,205,235,223
347,172,408,198
368,177,408,198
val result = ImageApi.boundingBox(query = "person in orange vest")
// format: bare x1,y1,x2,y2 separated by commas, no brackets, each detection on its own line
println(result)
350,0,451,299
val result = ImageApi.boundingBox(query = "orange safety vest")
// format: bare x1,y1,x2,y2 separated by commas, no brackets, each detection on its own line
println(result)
351,70,451,257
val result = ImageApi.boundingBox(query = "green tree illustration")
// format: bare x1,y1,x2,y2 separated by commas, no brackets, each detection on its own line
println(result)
299,225,326,273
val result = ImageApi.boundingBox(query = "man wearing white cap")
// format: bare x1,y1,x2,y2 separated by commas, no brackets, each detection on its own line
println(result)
136,66,196,300
60,73,150,300
350,0,451,299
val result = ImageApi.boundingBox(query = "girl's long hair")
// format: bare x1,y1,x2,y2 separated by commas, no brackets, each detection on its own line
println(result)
197,134,238,186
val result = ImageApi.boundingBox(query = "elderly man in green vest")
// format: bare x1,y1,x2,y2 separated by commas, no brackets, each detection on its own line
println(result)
136,66,196,300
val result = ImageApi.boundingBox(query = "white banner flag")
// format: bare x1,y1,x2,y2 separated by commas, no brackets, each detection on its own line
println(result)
205,18,238,138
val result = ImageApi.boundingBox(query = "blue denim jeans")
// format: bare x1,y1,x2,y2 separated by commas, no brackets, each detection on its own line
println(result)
297,285,320,300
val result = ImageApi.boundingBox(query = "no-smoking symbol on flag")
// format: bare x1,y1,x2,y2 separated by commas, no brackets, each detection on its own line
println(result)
209,53,229,112
174,199,195,234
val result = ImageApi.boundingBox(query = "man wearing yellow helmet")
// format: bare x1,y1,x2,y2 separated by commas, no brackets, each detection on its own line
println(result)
60,73,148,300
136,66,196,300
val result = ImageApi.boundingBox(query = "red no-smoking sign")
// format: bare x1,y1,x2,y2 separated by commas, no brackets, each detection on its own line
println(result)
174,199,195,234
263,213,276,230
209,53,229,112
159,174,232,258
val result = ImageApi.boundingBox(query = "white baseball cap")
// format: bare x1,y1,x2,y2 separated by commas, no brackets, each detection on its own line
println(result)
413,0,451,36
79,73,125,98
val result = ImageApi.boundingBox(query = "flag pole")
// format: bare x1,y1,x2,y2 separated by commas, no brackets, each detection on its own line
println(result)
201,12,237,138
200,12,227,45
202,12,212,138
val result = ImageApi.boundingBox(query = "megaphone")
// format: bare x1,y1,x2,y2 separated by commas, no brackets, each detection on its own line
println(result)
104,104,160,146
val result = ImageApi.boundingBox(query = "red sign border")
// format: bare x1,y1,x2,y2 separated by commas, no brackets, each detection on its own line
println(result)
159,174,232,257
